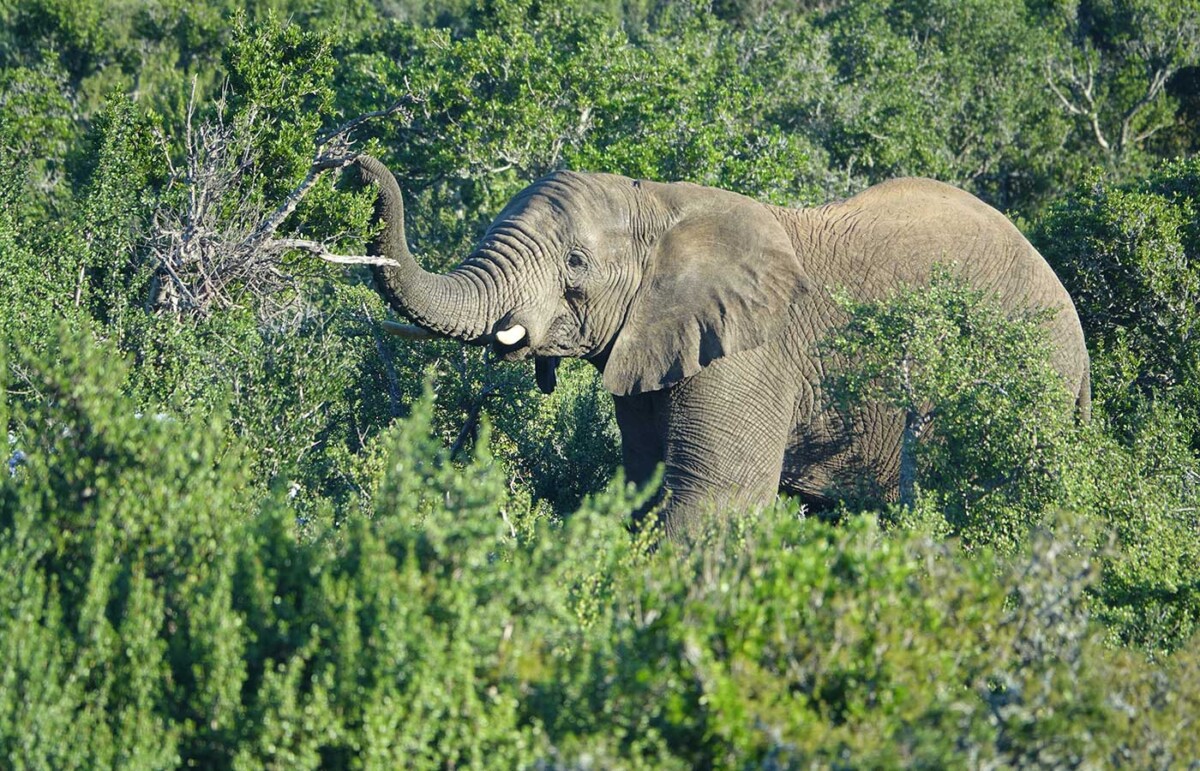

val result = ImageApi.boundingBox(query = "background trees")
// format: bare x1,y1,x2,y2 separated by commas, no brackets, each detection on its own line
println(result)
1,0,1199,765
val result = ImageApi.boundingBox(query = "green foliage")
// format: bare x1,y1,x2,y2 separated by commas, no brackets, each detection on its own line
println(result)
822,0,1075,208
1037,0,1200,167
825,268,1077,551
823,263,1200,653
223,14,335,200
3,2,1200,764
4,328,1200,768
492,359,622,513
2,326,1200,763
1032,158,1200,653
0,61,74,206
69,96,161,326
1,328,251,768
1062,406,1200,652
1035,157,1200,446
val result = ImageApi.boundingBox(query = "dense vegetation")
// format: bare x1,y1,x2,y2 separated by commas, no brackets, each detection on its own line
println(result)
1,0,1198,766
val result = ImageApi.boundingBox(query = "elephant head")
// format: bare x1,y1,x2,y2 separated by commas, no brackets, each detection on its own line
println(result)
356,155,808,396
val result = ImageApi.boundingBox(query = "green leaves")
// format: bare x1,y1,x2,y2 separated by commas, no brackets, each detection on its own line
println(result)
3,323,1200,767
825,267,1077,550
1039,0,1200,166
822,259,1200,653
1036,159,1200,443
1,3,1199,765
224,13,336,196
821,0,1073,209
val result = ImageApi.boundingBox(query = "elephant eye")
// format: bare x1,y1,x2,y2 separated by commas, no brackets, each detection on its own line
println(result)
566,251,587,270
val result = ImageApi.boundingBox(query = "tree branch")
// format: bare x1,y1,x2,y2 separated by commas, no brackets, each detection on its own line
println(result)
1044,52,1112,152
1118,66,1174,152
148,85,417,317
261,238,401,267
316,92,419,146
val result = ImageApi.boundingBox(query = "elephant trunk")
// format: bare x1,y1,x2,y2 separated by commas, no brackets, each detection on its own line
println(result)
357,155,497,341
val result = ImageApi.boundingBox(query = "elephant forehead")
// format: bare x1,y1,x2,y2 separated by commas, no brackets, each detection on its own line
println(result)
503,172,634,231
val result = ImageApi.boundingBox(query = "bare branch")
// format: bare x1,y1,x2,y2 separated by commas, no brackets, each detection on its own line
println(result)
1088,114,1111,153
317,91,420,146
146,81,416,317
240,160,353,254
262,238,401,267
1044,47,1112,153
1044,62,1084,116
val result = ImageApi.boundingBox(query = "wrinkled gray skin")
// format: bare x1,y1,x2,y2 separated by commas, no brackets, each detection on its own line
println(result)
357,156,1090,537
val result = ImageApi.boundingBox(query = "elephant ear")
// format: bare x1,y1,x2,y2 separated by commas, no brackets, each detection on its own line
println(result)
603,195,807,396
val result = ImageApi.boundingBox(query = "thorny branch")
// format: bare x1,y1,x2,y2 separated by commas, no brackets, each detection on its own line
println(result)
148,80,417,317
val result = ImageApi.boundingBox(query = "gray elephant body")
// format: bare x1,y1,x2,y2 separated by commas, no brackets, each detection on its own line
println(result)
359,157,1089,535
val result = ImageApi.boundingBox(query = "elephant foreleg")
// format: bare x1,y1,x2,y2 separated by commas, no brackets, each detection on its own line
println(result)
613,392,669,525
657,350,794,539
613,392,668,487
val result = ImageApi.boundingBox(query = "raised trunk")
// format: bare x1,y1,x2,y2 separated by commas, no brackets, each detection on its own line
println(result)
356,155,494,340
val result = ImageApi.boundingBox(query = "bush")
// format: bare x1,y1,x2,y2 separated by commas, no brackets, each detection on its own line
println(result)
823,268,1200,654
1030,159,1200,651
1062,405,1200,654
823,267,1078,552
4,4,1200,766
1034,158,1200,448
4,326,1200,768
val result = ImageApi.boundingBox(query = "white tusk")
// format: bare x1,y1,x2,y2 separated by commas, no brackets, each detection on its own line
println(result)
381,320,437,340
495,324,527,346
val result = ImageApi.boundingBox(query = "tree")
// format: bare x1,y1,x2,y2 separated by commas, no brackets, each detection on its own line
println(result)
814,0,1076,210
1040,0,1200,168
824,268,1077,551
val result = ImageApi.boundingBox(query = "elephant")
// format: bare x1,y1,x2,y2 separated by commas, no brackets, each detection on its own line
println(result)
354,155,1090,536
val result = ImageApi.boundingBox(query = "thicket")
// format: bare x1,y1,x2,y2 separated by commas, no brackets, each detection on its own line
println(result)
2,0,1199,766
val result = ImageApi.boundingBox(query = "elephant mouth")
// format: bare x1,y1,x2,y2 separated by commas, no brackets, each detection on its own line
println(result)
494,310,578,361
495,338,533,361
490,340,559,394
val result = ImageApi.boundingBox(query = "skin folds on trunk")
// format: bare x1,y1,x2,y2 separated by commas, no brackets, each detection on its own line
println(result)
356,155,496,341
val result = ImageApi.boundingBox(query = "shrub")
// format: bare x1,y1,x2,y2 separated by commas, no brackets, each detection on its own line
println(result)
4,5,1200,766
822,267,1200,653
4,325,1200,768
823,267,1078,552
1034,158,1200,448
1062,404,1200,654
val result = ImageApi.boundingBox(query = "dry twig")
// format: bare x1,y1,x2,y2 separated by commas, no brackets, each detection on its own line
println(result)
147,81,417,317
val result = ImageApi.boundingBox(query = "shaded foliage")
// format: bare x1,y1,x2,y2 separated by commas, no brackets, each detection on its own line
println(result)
1034,157,1200,448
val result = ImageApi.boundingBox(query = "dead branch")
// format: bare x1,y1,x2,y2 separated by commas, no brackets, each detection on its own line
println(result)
258,238,400,267
146,78,418,317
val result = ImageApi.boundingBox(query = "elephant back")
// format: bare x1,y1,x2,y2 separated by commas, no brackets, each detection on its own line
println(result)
800,178,1091,410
